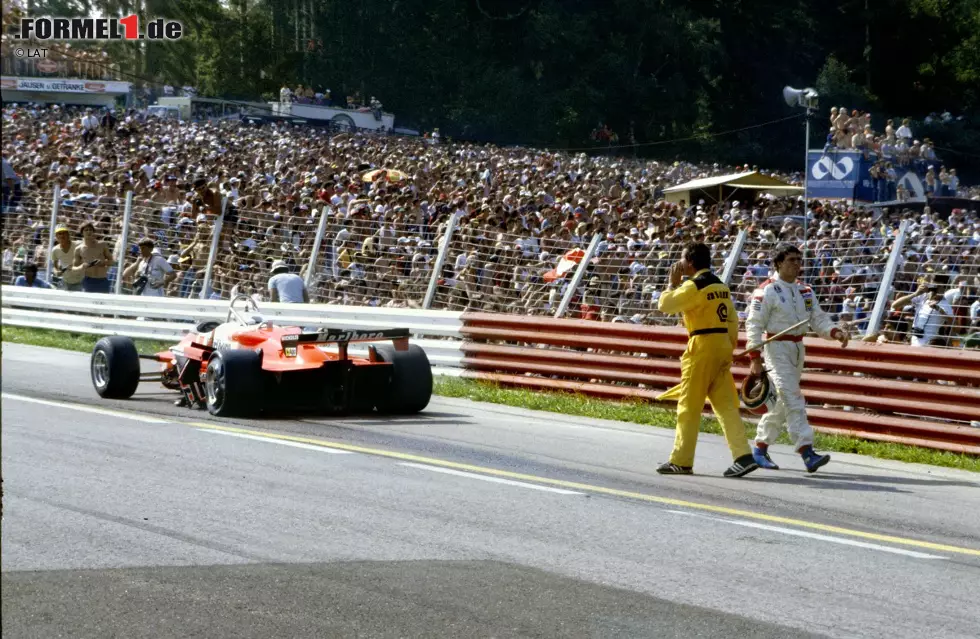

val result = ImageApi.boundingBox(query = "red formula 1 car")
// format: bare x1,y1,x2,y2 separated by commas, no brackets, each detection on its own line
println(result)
90,295,432,417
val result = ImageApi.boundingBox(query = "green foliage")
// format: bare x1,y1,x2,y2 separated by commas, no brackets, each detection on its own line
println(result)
2,325,172,354
816,54,876,112
21,0,980,174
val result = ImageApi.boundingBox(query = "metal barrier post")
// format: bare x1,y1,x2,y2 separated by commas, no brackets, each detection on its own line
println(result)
200,197,227,300
423,211,461,309
555,233,602,318
113,191,134,295
864,219,910,339
44,188,61,281
720,229,748,286
305,206,330,288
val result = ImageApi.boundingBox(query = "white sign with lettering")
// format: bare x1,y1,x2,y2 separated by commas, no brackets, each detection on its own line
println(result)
1,76,131,94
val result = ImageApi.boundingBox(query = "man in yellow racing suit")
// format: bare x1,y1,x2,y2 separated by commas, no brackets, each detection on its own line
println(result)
655,243,758,477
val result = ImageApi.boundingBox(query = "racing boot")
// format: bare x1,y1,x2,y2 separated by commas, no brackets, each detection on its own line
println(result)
723,454,760,478
752,442,780,470
799,445,830,473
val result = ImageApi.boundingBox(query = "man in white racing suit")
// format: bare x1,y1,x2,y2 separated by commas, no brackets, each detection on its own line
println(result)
746,244,849,473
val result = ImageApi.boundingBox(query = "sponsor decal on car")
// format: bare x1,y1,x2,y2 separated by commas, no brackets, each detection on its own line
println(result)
284,328,406,344
319,329,386,342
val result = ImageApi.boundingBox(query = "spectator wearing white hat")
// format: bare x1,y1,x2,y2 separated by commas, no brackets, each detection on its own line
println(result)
269,259,309,303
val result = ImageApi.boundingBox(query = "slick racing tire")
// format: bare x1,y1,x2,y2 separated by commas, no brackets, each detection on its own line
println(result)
91,336,141,399
205,350,263,417
374,344,433,414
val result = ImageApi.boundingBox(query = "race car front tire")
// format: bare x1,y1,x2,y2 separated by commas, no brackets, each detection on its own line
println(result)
205,350,263,417
373,344,433,414
91,336,141,399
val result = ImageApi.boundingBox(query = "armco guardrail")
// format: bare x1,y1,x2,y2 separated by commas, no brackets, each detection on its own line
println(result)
0,287,465,374
3,288,978,454
458,313,980,456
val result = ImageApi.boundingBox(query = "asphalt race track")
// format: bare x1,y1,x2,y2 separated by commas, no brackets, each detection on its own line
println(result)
2,342,979,638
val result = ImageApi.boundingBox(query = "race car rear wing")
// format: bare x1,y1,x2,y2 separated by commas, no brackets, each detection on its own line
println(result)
281,328,410,345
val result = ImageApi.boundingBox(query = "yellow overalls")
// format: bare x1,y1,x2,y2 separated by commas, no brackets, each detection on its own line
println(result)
657,268,752,467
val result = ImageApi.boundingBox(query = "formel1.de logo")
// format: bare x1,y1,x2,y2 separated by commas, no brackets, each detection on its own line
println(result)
14,15,182,41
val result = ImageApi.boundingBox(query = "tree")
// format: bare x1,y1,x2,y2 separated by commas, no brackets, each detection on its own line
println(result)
816,54,876,112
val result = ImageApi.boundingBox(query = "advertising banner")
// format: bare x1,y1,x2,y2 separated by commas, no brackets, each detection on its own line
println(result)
0,77,130,94
807,150,929,202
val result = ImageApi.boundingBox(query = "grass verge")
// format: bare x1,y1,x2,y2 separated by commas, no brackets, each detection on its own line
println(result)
434,378,980,472
2,326,173,355
4,325,978,473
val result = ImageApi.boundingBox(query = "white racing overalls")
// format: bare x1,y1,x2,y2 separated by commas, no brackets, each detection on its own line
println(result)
746,277,839,450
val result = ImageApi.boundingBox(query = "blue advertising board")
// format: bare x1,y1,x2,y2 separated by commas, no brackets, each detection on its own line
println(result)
807,150,931,202
807,150,867,200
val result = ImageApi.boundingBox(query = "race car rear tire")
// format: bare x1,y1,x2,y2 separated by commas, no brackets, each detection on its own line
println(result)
91,336,141,399
374,344,432,414
205,350,263,417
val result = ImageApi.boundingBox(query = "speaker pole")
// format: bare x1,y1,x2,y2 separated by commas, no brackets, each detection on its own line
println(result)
802,105,811,277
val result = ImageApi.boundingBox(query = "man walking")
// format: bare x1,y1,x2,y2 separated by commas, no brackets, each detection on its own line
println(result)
655,243,759,478
746,243,849,473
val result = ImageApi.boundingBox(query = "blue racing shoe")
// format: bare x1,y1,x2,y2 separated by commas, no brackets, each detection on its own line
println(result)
752,445,780,470
800,446,830,473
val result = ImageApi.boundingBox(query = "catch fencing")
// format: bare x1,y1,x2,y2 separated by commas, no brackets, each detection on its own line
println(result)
4,188,978,349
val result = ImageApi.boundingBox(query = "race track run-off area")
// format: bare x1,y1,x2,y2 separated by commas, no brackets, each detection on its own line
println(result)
2,343,979,639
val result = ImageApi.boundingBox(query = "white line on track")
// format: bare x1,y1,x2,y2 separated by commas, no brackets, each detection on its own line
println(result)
398,462,585,495
1,393,170,424
198,429,354,454
666,510,946,560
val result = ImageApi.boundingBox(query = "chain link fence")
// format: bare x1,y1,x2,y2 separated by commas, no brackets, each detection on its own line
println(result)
733,233,891,337
1,189,51,285
3,188,977,349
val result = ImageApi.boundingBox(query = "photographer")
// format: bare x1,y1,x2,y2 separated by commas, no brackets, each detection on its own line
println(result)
50,226,83,291
891,279,952,347
123,238,176,297
72,222,113,293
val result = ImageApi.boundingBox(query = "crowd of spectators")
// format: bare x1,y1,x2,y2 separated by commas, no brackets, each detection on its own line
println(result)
278,84,382,114
823,107,965,202
2,103,978,348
